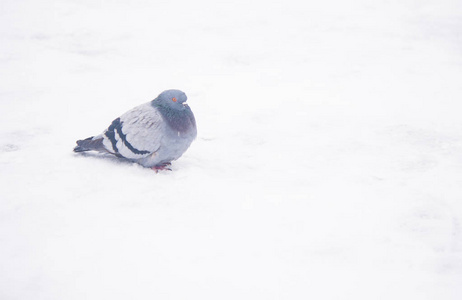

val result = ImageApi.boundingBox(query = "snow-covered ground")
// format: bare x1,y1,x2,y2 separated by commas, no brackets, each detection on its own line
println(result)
1,0,462,299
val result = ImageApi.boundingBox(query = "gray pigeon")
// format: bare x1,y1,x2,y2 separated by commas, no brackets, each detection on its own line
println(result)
74,89,197,171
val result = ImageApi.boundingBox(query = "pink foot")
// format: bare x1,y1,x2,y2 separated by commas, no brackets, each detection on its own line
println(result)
151,162,172,173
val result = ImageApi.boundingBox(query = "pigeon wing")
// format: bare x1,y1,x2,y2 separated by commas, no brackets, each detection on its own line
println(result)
102,103,163,160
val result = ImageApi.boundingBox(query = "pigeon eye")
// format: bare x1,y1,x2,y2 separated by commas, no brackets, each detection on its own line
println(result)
172,97,177,102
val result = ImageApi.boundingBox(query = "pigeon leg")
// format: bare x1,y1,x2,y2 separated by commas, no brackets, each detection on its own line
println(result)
151,162,172,173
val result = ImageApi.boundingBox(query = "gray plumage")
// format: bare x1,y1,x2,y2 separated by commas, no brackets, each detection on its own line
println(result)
74,89,197,169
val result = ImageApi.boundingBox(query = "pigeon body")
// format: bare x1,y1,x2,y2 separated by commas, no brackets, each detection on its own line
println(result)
74,89,197,169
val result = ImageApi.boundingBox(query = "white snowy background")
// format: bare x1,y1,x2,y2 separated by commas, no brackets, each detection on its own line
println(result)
1,0,462,299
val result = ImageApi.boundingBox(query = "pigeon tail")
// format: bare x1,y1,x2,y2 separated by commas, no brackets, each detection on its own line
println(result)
74,136,105,152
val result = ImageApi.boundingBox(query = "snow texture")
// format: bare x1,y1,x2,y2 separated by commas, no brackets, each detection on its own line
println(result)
1,0,462,299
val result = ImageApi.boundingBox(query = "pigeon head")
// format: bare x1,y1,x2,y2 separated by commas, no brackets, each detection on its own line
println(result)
154,89,188,110
151,89,196,133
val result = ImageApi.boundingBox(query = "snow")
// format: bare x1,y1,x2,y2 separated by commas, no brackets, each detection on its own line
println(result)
1,0,462,299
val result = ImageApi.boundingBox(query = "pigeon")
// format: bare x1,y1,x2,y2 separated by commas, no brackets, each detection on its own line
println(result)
74,89,197,171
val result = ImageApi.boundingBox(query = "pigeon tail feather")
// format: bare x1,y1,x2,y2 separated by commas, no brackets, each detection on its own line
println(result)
74,136,105,152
